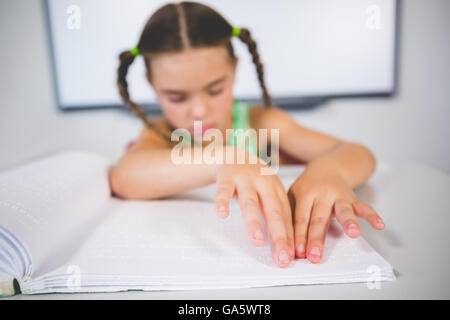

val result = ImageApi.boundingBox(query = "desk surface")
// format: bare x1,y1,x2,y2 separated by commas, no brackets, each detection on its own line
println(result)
6,162,450,300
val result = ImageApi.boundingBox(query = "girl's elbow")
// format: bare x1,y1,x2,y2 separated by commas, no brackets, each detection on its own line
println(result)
354,142,377,175
109,165,131,199
109,165,164,200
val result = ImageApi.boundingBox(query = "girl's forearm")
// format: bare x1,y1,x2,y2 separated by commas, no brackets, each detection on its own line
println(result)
306,142,377,188
110,148,220,200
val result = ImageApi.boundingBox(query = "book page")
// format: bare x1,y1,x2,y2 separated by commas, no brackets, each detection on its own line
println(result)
0,151,112,278
30,170,393,291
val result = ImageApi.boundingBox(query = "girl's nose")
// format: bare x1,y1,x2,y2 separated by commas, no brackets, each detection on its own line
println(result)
191,99,209,119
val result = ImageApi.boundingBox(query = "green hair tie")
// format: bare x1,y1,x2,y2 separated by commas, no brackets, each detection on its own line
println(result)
130,46,140,57
232,26,241,37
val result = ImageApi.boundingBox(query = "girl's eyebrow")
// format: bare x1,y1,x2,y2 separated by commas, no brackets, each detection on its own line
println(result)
161,76,227,95
203,75,227,89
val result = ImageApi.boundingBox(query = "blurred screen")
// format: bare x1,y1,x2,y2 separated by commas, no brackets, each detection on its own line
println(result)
45,0,398,109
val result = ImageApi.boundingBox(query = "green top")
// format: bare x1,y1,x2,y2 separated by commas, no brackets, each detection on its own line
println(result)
177,99,258,157
230,99,259,157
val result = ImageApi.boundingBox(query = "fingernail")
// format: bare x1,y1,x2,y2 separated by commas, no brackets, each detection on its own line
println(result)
376,218,385,226
253,230,264,241
217,206,226,217
279,250,289,265
297,244,305,255
309,247,321,258
347,223,359,231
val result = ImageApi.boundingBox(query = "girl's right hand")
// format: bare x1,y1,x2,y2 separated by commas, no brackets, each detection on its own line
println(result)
214,147,295,268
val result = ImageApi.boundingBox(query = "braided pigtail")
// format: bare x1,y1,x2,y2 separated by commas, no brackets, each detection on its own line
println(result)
117,49,174,145
237,28,274,108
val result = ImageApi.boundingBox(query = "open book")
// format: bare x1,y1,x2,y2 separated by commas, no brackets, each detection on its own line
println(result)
0,151,395,296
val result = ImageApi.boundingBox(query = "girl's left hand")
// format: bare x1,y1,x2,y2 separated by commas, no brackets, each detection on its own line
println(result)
287,162,386,264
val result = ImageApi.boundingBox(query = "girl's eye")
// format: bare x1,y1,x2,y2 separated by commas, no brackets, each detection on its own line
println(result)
209,88,223,96
168,96,186,103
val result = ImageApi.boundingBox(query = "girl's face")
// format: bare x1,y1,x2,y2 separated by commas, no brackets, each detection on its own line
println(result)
146,46,238,136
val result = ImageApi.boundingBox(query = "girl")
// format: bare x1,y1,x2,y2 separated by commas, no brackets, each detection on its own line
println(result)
111,1,385,268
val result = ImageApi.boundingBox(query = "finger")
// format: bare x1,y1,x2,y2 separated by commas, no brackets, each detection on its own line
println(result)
334,199,361,238
214,178,235,219
352,200,385,230
307,199,334,264
276,188,295,260
235,184,266,247
258,184,291,268
291,192,314,259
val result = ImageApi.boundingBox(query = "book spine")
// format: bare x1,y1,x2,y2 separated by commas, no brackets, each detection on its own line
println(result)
0,279,17,297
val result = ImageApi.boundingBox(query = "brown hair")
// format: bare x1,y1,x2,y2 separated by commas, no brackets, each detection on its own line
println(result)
117,1,274,145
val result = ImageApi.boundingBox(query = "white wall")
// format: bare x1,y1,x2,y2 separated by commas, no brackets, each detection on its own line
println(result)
0,0,449,173
0,0,141,171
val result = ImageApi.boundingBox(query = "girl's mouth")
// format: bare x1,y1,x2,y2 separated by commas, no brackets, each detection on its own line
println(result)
190,123,216,134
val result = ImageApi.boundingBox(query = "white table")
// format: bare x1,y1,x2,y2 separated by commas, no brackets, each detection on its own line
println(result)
7,161,450,299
